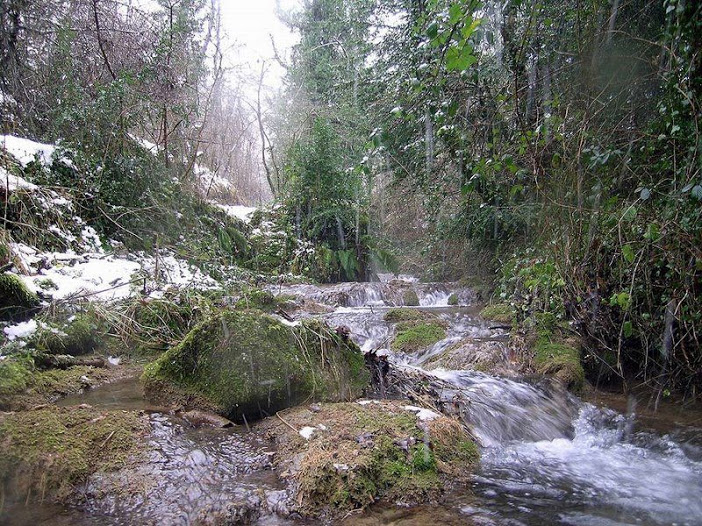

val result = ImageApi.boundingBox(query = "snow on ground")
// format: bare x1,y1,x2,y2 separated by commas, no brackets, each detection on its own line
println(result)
403,405,441,421
0,166,38,191
213,203,257,223
3,319,39,341
0,135,55,166
12,242,220,302
299,426,316,440
128,133,159,154
196,164,232,192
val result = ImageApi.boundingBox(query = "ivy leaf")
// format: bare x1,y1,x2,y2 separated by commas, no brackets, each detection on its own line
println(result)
446,46,476,71
426,22,438,39
623,321,634,338
622,244,635,263
622,206,637,221
461,18,482,40
449,3,463,24
643,223,660,242
609,292,631,310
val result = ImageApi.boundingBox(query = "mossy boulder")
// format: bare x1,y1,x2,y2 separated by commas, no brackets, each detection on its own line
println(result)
402,289,420,306
0,406,147,503
391,322,447,353
534,339,584,391
142,309,369,422
383,308,436,323
480,303,515,324
32,314,101,356
529,313,584,391
0,273,39,321
262,401,478,519
447,293,459,306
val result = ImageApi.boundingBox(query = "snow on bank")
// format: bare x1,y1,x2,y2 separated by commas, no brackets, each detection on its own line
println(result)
12,243,220,302
404,405,441,422
0,167,38,191
1,134,55,166
213,203,257,223
3,319,39,341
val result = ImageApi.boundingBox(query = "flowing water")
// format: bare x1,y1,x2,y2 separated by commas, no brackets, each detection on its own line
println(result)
283,280,702,526
5,279,702,525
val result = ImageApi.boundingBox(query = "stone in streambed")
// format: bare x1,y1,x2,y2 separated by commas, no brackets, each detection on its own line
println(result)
142,309,369,423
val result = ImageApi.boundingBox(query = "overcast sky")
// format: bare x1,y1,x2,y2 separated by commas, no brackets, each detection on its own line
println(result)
218,0,300,88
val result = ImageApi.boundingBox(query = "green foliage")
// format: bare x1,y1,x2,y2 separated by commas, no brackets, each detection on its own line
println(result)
283,117,371,281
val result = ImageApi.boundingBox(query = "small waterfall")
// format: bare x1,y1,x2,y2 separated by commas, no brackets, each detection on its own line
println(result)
478,403,702,524
429,369,579,446
271,278,702,525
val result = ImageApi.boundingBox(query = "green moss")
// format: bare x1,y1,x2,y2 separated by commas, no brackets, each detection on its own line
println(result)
0,237,10,266
480,303,514,324
130,296,204,353
391,322,447,353
0,356,34,397
267,401,478,519
531,314,584,391
0,406,147,502
534,339,584,391
402,290,420,306
234,288,278,311
35,314,100,356
0,273,39,321
142,309,369,422
447,293,459,306
384,308,435,323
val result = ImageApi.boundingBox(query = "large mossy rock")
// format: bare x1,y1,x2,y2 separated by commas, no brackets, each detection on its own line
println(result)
0,273,39,321
142,309,369,422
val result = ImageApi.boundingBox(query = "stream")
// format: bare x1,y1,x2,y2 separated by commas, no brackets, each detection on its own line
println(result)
5,279,702,525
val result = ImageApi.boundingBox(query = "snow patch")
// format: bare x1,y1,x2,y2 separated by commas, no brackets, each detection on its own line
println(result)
3,319,39,341
0,135,55,166
213,203,257,223
404,405,441,421
0,167,38,191
299,426,316,440
128,134,158,154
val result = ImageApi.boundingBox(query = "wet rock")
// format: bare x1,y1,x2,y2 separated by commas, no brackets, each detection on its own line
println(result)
423,338,515,375
180,409,234,428
142,309,370,423
402,289,420,306
194,492,262,525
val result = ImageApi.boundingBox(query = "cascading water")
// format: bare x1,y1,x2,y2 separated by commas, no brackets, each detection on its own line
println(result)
10,279,699,525
292,279,702,526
